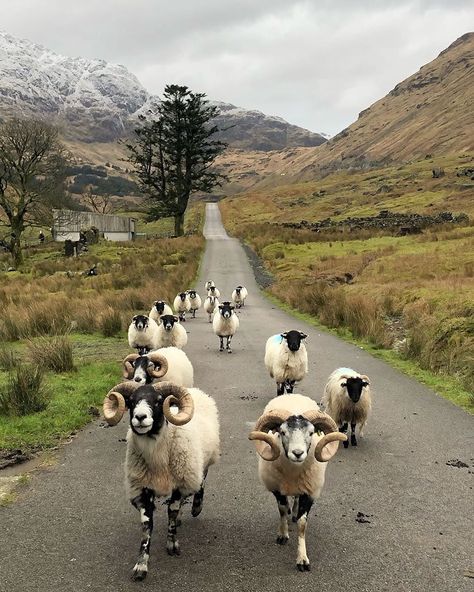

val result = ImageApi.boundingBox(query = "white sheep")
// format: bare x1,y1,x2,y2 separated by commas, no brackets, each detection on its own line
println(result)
321,368,372,448
122,347,194,388
187,290,202,319
264,331,308,396
173,292,191,322
204,280,215,292
103,381,220,581
212,301,239,353
231,285,248,308
207,285,221,299
149,300,173,324
156,315,188,349
127,315,160,354
203,295,220,323
249,394,346,571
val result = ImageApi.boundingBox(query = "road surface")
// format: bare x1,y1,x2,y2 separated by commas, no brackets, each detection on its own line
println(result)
1,203,472,592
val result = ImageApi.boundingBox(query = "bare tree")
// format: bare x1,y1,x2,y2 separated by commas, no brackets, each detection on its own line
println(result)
82,185,114,214
0,118,68,266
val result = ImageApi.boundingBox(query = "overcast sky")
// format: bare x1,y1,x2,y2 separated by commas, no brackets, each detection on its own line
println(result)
2,0,473,135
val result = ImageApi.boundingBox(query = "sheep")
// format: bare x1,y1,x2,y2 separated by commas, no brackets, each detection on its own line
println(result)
212,301,239,353
248,394,346,572
149,300,173,324
204,279,215,292
122,347,194,388
264,331,308,396
103,381,220,581
187,290,202,319
231,285,248,308
321,368,371,448
156,315,188,349
203,295,220,323
173,292,191,322
207,285,221,299
128,315,160,355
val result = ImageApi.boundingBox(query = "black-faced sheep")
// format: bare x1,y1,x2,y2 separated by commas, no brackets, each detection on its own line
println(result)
321,367,371,447
264,331,308,396
128,315,160,355
249,394,346,571
187,290,202,318
156,315,188,349
103,381,220,581
149,300,173,324
231,285,248,308
122,347,193,388
212,301,239,353
173,292,191,322
207,285,221,299
203,295,220,323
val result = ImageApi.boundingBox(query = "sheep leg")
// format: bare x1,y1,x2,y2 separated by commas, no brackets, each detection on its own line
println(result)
226,335,233,353
292,496,299,523
191,470,208,517
167,488,184,556
340,422,349,448
350,422,357,446
276,383,285,396
208,313,212,323
296,494,313,572
130,487,156,581
192,309,196,318
272,491,290,545
219,336,224,351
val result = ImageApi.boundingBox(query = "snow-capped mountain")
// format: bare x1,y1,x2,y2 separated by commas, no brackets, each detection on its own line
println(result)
0,31,326,150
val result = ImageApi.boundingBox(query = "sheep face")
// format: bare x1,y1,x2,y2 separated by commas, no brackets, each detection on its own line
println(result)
218,302,234,319
130,356,155,385
342,376,369,403
178,292,187,301
188,290,197,299
235,286,242,294
160,314,179,332
127,386,166,437
208,286,218,296
153,301,166,314
132,315,149,331
281,330,307,352
278,415,315,463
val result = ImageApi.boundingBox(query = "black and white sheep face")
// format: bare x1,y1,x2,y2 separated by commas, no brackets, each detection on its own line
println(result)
133,315,149,331
218,302,234,319
188,290,197,299
127,386,165,436
160,314,178,332
281,330,307,352
131,357,155,385
178,292,187,301
208,286,218,295
278,415,315,463
153,301,165,314
342,377,369,403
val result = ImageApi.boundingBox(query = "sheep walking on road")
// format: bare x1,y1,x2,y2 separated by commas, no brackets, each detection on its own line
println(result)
203,295,220,323
103,381,220,581
187,290,202,319
249,394,346,572
149,301,173,324
122,347,193,388
173,292,191,322
231,285,248,308
321,368,372,447
212,301,239,353
264,331,308,396
156,315,188,349
127,315,160,355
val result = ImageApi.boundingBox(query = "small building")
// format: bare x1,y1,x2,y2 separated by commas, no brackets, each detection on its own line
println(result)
52,210,136,242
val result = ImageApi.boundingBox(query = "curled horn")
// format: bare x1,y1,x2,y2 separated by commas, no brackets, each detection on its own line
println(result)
103,382,140,426
146,351,169,379
122,353,139,379
302,409,347,462
153,382,194,426
248,409,292,461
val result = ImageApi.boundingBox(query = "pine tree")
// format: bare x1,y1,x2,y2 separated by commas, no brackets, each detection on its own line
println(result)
127,85,227,236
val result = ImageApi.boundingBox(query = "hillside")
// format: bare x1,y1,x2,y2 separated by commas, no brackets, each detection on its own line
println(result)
0,30,326,151
215,32,474,191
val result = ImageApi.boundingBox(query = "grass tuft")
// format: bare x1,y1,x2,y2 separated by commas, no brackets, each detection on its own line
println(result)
0,365,50,416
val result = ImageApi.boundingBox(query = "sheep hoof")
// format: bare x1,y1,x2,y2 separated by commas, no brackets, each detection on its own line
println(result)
131,565,148,581
296,560,310,572
343,440,349,449
219,347,224,352
227,348,232,354
276,535,289,545
351,436,357,447
166,540,181,556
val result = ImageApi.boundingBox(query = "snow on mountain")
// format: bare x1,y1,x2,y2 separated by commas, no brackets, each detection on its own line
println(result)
0,30,326,150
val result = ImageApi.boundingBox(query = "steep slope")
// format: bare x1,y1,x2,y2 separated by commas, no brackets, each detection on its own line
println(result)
0,31,326,150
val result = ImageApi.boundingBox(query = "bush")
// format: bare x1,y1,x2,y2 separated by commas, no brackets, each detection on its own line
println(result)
0,346,18,370
0,364,50,416
27,335,75,373
100,308,123,337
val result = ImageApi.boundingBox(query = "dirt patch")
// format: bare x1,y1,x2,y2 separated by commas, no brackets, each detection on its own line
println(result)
355,511,373,524
446,458,469,468
241,242,274,289
0,449,32,471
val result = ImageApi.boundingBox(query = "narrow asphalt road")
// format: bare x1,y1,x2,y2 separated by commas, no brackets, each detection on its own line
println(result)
1,203,472,592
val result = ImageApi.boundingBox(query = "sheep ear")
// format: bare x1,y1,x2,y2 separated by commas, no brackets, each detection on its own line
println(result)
132,315,138,321
341,382,347,388
361,375,370,386
299,332,308,339
173,316,179,322
281,332,287,339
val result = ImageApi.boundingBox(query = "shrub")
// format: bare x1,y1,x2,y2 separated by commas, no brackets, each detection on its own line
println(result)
27,335,75,373
0,364,50,416
100,308,123,337
0,346,18,370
